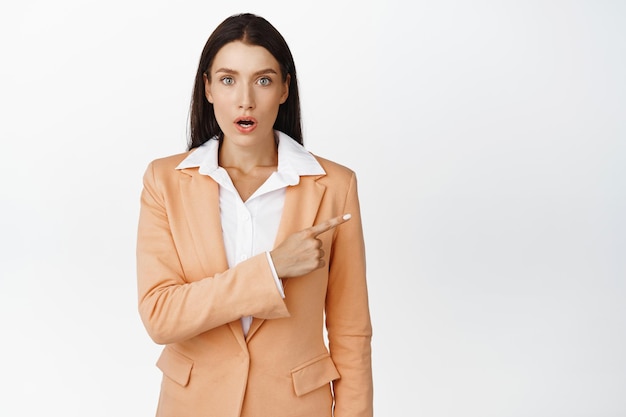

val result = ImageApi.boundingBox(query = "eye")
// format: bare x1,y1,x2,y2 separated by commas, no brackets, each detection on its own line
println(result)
257,77,272,86
220,76,234,85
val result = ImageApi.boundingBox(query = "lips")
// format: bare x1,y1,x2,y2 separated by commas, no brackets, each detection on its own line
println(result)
234,116,258,133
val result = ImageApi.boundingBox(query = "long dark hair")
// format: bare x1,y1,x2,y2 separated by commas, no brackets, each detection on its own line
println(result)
188,13,303,150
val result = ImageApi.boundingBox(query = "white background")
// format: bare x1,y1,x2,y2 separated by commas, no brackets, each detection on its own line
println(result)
1,0,625,416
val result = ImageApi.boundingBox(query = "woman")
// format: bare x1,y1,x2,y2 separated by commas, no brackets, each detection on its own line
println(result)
137,13,373,417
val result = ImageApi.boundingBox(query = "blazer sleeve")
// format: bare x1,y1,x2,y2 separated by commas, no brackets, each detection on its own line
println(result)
325,172,374,417
136,161,290,345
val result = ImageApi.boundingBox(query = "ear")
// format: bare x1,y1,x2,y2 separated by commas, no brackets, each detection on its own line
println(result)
279,74,291,104
203,73,213,103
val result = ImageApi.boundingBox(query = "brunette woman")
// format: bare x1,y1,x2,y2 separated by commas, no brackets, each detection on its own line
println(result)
137,13,372,417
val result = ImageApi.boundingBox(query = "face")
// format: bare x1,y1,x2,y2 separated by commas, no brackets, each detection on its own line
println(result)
204,41,290,147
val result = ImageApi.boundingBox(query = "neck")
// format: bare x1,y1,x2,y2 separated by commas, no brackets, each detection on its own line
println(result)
219,134,278,173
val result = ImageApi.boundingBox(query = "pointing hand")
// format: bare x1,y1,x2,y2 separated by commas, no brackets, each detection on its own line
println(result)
269,214,351,278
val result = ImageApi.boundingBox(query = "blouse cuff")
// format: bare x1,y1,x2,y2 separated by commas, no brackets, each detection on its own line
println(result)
265,251,285,298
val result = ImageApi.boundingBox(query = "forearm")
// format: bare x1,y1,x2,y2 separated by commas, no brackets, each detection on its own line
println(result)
138,252,289,345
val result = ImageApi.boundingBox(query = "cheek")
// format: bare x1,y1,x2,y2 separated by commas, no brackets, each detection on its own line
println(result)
203,79,213,102
263,91,287,110
209,90,237,117
210,98,230,126
280,86,289,104
212,104,228,123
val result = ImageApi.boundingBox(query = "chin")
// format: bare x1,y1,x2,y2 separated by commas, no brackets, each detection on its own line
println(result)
224,130,274,147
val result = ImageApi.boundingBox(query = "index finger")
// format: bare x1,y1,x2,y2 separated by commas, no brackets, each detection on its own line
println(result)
307,213,352,237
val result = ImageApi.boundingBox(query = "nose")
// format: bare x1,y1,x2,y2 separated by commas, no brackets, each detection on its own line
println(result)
238,83,255,110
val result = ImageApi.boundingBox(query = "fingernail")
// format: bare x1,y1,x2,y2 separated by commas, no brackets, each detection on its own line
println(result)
343,214,352,220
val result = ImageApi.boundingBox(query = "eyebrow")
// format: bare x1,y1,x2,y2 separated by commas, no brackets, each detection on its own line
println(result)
213,67,279,76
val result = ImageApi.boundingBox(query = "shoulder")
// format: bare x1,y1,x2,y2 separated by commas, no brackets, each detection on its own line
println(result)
311,154,360,199
312,154,356,180
147,151,193,173
141,151,194,192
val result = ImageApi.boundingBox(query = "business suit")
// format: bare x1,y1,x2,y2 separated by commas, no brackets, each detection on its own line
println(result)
137,146,373,417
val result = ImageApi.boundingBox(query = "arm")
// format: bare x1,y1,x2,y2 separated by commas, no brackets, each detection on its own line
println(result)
136,162,289,345
325,172,374,417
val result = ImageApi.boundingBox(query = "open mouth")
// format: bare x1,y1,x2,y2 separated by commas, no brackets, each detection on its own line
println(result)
237,119,255,127
234,117,258,132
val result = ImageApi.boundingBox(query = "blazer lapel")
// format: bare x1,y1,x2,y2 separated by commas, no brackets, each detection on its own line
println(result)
273,175,327,248
179,168,229,276
246,175,326,342
179,169,248,348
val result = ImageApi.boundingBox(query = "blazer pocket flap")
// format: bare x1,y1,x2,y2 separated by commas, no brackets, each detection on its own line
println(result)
291,353,340,397
156,347,193,387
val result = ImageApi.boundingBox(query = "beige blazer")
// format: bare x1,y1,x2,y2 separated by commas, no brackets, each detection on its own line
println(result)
137,150,373,417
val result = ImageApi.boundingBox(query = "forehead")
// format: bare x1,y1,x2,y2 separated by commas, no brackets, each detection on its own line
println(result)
210,41,280,74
